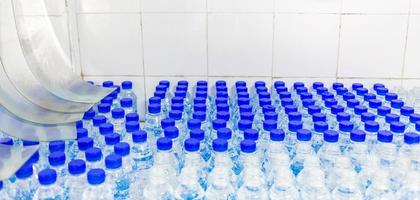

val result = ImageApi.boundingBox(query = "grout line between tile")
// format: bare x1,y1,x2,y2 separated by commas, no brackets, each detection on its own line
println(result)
139,8,148,117
401,0,413,86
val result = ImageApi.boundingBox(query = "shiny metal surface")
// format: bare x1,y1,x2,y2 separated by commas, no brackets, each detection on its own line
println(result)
0,144,39,180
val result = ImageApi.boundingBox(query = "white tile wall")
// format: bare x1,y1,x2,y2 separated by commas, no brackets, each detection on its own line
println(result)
342,0,410,14
76,0,141,13
19,0,66,15
413,0,420,14
208,0,274,13
404,15,420,78
275,0,342,14
141,0,206,12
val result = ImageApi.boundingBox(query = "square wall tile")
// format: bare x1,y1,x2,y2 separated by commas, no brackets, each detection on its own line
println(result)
412,0,420,14
208,14,274,77
338,15,407,78
208,77,272,96
404,15,420,78
83,76,147,120
141,0,206,12
273,14,340,77
142,14,207,76
342,0,410,14
275,0,342,13
78,14,143,76
19,0,66,15
208,0,274,12
76,0,140,13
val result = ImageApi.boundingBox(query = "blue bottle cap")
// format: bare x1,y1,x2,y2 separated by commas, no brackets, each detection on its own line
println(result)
48,151,66,166
156,84,167,92
38,169,57,185
302,99,315,108
216,97,228,105
314,121,328,133
102,81,114,87
197,80,208,86
83,108,95,120
49,140,65,153
259,91,270,99
240,139,257,153
213,139,228,152
193,111,206,121
239,105,252,113
296,87,308,95
281,98,294,106
85,147,102,162
376,87,388,96
77,128,88,139
244,129,259,141
377,106,391,116
176,85,188,91
185,138,200,152
352,83,363,91
288,112,302,121
76,120,83,129
263,120,277,131
316,87,328,95
259,98,271,107
194,97,206,105
336,87,348,95
126,113,139,122
417,121,420,131
98,103,111,113
284,105,298,114
114,142,130,156
105,154,122,169
216,80,227,87
28,151,39,164
68,159,86,175
171,103,184,112
369,99,382,109
385,93,398,101
323,130,339,143
187,119,201,130
339,121,354,132
270,129,285,141
364,121,379,132
78,137,94,151
293,82,304,89
148,104,161,114
404,132,419,144
196,91,207,98
378,130,393,143
361,112,376,122
333,82,344,90
264,112,278,121
324,98,337,108
237,92,249,99
312,82,324,89
276,86,288,94
390,122,405,133
354,105,368,115
217,128,232,140
22,140,40,146
87,169,106,185
0,138,13,145
279,92,292,99
125,121,140,132
350,130,366,142
163,126,178,139
236,81,246,88
213,119,227,130
172,96,184,104
99,123,114,135
331,105,345,115
288,121,303,132
308,106,322,115
347,99,360,108
410,113,420,123
391,99,404,109
101,96,113,104
241,112,255,121
385,113,400,124
373,83,385,90
237,97,250,106
337,112,351,122
196,86,207,93
256,86,267,93
217,103,229,112
121,81,132,89
274,81,285,88
238,120,253,131
149,96,161,104
159,80,170,87
132,130,147,143
262,105,275,113
297,129,312,141
15,164,33,179
364,93,376,102
343,92,355,101
321,92,334,100
169,110,182,120
160,118,175,129
216,111,230,121
188,128,205,141
216,91,228,98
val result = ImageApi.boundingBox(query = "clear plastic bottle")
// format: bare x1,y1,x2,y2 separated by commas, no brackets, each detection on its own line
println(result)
264,129,289,186
400,106,415,125
48,151,67,179
291,129,314,176
268,161,298,200
65,159,87,200
364,121,380,152
9,164,37,199
85,147,103,170
331,158,363,200
92,115,107,142
114,142,132,173
111,108,125,134
285,121,303,157
216,128,239,173
121,81,137,110
0,181,11,199
75,137,94,159
297,155,331,200
163,126,183,171
98,123,114,148
376,130,397,168
97,103,112,120
318,130,340,172
190,129,211,162
338,121,354,153
123,121,139,144
348,130,367,173
82,108,95,133
144,103,164,139
365,169,396,200
104,133,121,155
105,153,130,200
312,121,328,153
390,121,406,148
120,98,136,114
395,170,420,200
34,169,64,200
82,169,114,200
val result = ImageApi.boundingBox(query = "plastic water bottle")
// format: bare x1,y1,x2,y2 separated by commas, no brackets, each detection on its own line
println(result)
163,126,183,171
174,138,205,199
114,142,132,173
123,121,140,144
85,147,103,169
390,121,406,148
348,130,367,173
190,129,211,162
318,130,340,173
105,154,130,199
365,169,396,200
364,121,380,152
400,106,415,125
65,159,87,200
104,133,121,155
144,103,164,138
331,157,363,199
111,108,125,134
92,115,107,141
97,103,112,120
297,155,331,200
338,121,354,153
34,169,64,200
0,181,10,198
98,123,114,148
82,108,95,133
120,98,136,114
285,121,303,157
48,151,67,179
75,137,94,159
376,130,397,168
121,81,137,110
268,161,299,200
143,137,176,199
291,129,314,176
312,121,328,153
125,113,139,123
216,127,239,173
10,164,37,199
395,171,420,200
82,169,114,200
205,139,236,200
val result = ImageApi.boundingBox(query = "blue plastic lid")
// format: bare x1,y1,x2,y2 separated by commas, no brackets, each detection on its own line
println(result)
270,129,285,141
321,92,334,100
187,119,201,130
125,121,140,133
259,98,271,107
49,140,65,153
312,82,324,89
276,86,288,94
154,89,166,99
404,132,419,144
240,139,257,153
216,80,227,87
297,129,312,141
76,120,83,129
185,138,200,152
281,98,294,106
316,87,328,95
160,118,175,129
213,119,227,130
99,123,114,135
102,81,114,88
98,103,111,113
288,112,302,121
347,99,360,108
238,120,253,131
339,121,354,132
350,130,366,142
264,112,277,121
197,80,208,86
237,92,249,99
105,153,122,169
417,121,420,131
111,108,125,119
293,82,304,89
22,140,40,146
217,128,232,140
0,138,13,145
101,96,113,104
83,108,95,120
410,113,420,123
376,87,388,96
302,99,315,108
176,85,188,91
314,121,328,132
121,81,132,89
193,111,206,122
364,93,376,102
48,151,66,166
38,169,57,185
93,115,107,127
156,137,172,151
196,91,207,98
190,129,205,141
256,86,267,93
164,126,179,139
259,91,270,99
385,93,398,101
217,103,229,112
169,110,182,120
323,130,339,143
132,130,147,143
237,97,250,106
236,81,247,88
149,97,161,105
196,86,208,93
336,87,348,95
194,97,206,105
308,106,322,115
296,87,308,95
159,80,170,87
343,92,355,101
279,92,292,99
369,99,382,109
391,99,404,109
87,169,106,185
263,120,277,131
352,83,363,91
288,121,303,132
216,97,228,105
331,105,345,115
27,151,39,164
217,91,228,98
68,159,86,175
239,105,252,113
324,98,337,108
172,96,184,104
354,105,368,115
15,164,33,179
216,111,230,121
148,103,161,114
361,112,376,122
85,147,102,162
373,83,385,90
390,122,405,133
284,105,298,114
333,82,344,90
114,142,130,157
126,113,139,122
262,105,275,113
156,84,167,92
171,103,184,112
377,106,391,116
77,128,88,139
213,139,228,152
386,113,400,123
244,129,259,141
365,121,379,132
378,130,393,143
77,137,94,151
337,112,351,122
241,112,255,121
